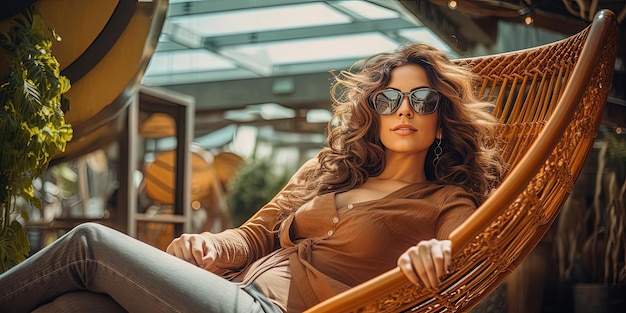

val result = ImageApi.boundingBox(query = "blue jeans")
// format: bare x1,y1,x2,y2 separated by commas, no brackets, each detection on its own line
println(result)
0,223,282,313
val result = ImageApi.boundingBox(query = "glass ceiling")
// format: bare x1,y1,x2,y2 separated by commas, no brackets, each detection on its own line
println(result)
142,0,456,86
140,0,459,157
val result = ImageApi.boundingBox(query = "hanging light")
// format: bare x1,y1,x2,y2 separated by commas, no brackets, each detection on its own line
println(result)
524,15,534,25
448,0,458,10
518,6,534,26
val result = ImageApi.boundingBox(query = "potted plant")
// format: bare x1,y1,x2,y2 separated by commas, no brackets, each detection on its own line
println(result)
555,129,626,312
226,158,291,227
0,7,72,273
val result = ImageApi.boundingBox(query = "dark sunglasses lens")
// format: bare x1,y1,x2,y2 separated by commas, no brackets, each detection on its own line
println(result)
410,89,439,114
372,90,401,114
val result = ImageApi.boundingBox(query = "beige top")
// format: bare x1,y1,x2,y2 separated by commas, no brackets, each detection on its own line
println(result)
205,161,476,312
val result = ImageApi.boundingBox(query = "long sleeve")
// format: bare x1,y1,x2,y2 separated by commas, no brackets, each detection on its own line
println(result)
434,186,477,240
226,179,476,311
205,159,316,273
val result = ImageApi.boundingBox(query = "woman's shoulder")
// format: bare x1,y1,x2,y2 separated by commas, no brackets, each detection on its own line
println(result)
287,157,320,184
439,183,473,195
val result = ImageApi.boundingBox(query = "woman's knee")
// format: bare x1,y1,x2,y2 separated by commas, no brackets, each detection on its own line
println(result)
59,222,128,261
67,222,118,245
71,222,108,235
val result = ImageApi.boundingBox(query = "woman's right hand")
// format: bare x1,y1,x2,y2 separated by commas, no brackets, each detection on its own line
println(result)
166,233,217,269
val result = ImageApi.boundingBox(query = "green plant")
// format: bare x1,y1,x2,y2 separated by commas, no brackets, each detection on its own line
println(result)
226,159,292,227
0,7,72,273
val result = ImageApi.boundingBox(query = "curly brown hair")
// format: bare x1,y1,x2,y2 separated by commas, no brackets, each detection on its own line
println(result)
290,43,507,208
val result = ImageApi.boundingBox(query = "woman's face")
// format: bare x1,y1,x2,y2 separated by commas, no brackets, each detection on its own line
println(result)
376,64,440,157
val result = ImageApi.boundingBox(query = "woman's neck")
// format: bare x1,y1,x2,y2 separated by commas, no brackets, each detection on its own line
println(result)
377,152,427,184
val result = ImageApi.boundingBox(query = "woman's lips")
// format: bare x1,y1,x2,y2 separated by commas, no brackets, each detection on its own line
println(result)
391,124,417,135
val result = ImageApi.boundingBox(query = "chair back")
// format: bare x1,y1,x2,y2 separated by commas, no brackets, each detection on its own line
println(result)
307,9,619,313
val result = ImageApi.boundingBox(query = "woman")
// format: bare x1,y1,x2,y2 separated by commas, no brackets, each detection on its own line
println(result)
0,43,505,313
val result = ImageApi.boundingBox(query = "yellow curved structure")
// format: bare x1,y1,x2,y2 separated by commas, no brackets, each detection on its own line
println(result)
1,0,168,163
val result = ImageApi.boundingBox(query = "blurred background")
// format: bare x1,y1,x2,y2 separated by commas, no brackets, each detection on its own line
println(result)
1,1,624,312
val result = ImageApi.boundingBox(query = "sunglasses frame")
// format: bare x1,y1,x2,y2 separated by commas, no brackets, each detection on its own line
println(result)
369,87,441,115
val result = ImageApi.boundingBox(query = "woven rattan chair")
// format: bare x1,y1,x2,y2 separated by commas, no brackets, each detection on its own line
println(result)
306,9,619,313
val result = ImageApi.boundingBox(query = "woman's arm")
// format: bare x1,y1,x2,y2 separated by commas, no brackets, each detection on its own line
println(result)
166,158,316,273
397,187,476,289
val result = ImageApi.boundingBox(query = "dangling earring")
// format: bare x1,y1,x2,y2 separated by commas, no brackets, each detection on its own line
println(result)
433,138,443,168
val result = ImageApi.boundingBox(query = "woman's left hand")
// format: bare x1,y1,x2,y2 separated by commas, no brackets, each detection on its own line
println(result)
397,239,451,290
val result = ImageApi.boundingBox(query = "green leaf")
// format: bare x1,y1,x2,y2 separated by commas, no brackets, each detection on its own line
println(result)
22,79,41,106
20,209,30,222
0,5,72,272
0,221,29,273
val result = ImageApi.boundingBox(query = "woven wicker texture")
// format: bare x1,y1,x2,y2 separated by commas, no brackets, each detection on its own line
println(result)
306,9,619,313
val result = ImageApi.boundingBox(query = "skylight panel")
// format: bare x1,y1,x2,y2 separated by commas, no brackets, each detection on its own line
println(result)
334,1,399,19
194,125,237,149
257,103,296,120
398,28,455,55
146,49,236,76
220,32,399,65
224,103,295,121
306,109,332,123
170,2,352,37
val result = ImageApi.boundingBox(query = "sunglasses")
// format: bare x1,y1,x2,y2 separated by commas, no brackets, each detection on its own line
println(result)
369,87,441,115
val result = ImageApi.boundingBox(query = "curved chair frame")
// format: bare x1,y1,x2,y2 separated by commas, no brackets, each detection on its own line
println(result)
307,9,619,313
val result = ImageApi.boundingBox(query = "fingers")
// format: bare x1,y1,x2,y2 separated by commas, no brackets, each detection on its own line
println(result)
398,249,421,287
417,243,439,289
398,239,453,290
166,234,214,268
431,240,452,284
202,247,217,269
442,240,452,277
190,236,217,269
190,236,207,266
166,234,196,264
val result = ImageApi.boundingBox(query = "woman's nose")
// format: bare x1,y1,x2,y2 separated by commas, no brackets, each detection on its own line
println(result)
396,97,413,118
